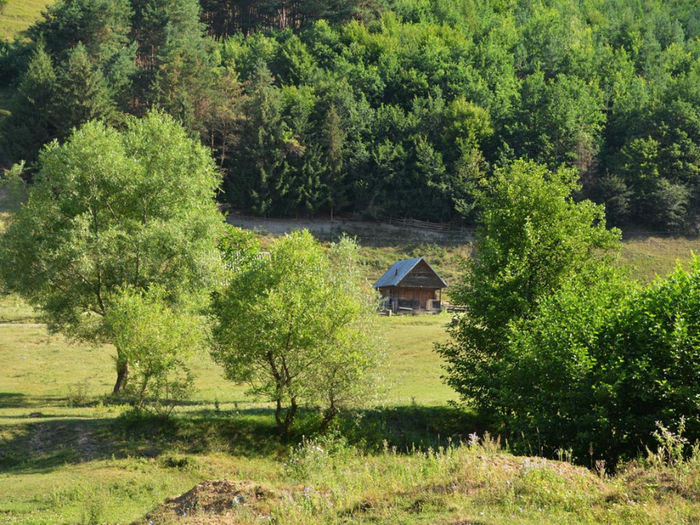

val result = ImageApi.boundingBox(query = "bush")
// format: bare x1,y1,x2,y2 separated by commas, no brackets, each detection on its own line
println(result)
652,179,691,231
504,257,700,463
502,265,633,461
106,288,204,415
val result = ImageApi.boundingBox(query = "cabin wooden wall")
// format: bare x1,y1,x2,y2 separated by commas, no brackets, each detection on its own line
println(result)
378,286,438,310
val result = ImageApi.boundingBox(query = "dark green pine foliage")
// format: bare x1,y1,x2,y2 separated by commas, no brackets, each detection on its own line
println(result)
55,43,117,137
2,45,59,163
28,0,133,62
319,103,347,217
228,65,294,216
199,0,371,37
27,0,136,112
149,0,217,132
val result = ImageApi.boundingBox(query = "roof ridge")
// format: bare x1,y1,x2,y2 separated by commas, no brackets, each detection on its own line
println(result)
373,255,447,289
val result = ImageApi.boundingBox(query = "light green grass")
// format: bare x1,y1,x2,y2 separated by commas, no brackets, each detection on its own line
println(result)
1,295,700,522
0,315,452,415
621,235,700,283
0,0,52,41
0,293,35,322
379,314,453,405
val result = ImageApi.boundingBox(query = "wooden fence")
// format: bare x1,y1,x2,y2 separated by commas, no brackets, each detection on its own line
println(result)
387,217,473,234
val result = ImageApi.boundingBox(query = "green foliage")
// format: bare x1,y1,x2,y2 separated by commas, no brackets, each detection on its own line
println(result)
602,258,700,458
2,43,59,161
4,0,700,228
105,288,204,415
211,230,384,435
217,226,262,276
0,111,224,391
54,42,117,134
437,159,620,412
503,258,700,463
148,0,216,132
0,162,28,211
438,155,700,463
501,266,634,460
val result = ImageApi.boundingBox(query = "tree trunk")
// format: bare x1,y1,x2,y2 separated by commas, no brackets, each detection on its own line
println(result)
276,396,298,438
320,404,338,433
113,353,129,395
274,398,283,432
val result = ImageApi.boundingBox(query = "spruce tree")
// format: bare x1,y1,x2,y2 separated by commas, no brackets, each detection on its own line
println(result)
2,45,59,162
56,43,116,137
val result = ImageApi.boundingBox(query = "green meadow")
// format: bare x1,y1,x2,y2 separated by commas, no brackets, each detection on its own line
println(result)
2,316,699,524
1,214,700,522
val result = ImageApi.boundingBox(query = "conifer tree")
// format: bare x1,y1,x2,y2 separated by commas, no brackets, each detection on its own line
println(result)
56,43,117,137
2,45,59,162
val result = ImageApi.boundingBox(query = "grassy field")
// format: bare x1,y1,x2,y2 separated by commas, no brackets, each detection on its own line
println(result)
0,0,53,41
621,235,700,282
1,213,700,522
1,291,700,522
0,318,698,525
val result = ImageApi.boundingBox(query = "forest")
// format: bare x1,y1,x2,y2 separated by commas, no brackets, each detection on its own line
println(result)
1,0,700,230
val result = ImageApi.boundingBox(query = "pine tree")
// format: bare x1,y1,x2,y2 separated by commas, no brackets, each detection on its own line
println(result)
55,43,116,137
2,44,59,162
227,65,294,215
320,103,347,218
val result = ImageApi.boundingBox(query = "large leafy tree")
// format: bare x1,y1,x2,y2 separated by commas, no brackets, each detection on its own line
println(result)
437,159,620,413
211,230,383,436
0,111,224,393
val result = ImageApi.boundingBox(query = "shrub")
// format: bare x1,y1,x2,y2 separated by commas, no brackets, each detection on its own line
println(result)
504,257,700,463
106,288,204,415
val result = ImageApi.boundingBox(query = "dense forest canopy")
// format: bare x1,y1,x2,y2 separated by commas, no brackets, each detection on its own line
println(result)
1,0,700,230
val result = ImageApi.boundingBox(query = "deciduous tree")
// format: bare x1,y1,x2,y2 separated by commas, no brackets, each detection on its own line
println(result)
211,230,383,436
437,159,620,413
0,111,224,393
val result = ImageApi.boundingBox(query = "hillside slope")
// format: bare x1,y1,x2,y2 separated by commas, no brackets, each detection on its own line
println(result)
0,0,53,40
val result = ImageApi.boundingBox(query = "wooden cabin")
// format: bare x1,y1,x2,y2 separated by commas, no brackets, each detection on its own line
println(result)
374,257,447,314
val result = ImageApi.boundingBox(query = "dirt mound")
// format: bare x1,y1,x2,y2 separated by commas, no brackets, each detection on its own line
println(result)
141,479,279,524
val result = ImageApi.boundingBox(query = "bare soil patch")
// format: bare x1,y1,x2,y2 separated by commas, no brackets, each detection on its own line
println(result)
140,479,280,524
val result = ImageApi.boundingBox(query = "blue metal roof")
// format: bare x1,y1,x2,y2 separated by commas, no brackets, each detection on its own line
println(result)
374,256,447,288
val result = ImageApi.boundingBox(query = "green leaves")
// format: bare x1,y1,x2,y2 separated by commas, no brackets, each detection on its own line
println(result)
211,231,383,435
106,287,204,414
438,158,620,413
0,110,224,390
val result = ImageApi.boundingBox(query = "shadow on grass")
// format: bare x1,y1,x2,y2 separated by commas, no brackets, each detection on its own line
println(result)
337,404,491,451
0,392,89,409
0,392,26,407
0,404,493,475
